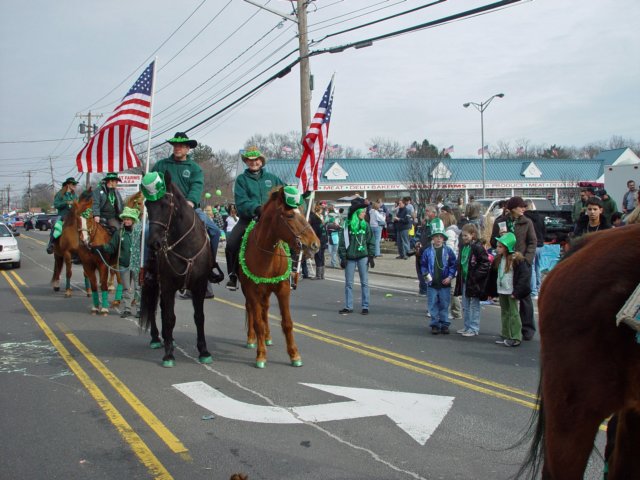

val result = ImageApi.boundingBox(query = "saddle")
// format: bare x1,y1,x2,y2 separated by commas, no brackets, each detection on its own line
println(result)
616,282,640,334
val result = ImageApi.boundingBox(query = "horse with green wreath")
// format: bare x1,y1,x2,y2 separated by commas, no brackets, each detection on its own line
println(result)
238,186,319,368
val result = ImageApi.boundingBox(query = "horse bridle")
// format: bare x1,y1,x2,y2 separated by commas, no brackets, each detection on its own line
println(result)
148,193,209,285
255,210,313,258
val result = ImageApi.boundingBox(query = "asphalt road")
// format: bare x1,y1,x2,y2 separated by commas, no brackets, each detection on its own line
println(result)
1,230,606,480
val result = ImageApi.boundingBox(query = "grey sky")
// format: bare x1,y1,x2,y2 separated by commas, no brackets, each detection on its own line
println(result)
1,0,638,196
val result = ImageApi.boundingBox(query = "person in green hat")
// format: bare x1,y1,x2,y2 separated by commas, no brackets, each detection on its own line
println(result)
46,177,79,254
485,232,531,347
224,146,285,291
91,206,140,318
92,172,124,231
151,132,224,284
420,218,457,335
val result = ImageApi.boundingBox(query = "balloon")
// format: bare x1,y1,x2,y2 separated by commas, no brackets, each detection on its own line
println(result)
204,192,212,199
215,189,222,196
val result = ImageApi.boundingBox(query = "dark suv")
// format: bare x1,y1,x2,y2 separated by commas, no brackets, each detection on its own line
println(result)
34,214,58,231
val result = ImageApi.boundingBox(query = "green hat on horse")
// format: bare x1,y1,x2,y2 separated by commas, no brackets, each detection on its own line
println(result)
141,172,166,202
283,186,303,208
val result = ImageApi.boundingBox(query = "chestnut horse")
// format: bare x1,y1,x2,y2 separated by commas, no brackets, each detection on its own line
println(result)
519,224,640,479
139,173,213,367
239,188,320,368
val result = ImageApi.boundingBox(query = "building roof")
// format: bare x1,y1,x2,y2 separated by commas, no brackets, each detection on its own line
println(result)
595,148,628,166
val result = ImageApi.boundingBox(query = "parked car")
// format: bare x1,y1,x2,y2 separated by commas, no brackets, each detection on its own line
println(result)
0,222,21,268
34,214,58,231
12,216,25,228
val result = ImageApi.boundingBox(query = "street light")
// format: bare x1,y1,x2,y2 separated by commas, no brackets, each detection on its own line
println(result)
463,93,505,198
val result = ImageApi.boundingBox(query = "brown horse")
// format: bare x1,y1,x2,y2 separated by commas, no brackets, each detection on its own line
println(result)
519,224,640,479
239,187,320,368
51,210,81,298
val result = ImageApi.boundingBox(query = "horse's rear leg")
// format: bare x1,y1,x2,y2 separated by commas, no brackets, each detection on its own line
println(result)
51,255,62,292
191,291,212,364
159,291,177,367
276,291,302,367
609,408,640,480
542,397,602,479
245,302,257,349
64,254,73,297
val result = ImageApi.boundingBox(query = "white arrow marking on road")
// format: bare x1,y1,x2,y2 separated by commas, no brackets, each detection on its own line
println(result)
173,381,454,445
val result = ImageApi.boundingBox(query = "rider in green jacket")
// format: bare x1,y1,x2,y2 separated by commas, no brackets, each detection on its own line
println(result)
46,177,78,254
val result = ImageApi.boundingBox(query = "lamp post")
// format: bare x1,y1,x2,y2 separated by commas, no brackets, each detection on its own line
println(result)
463,93,504,198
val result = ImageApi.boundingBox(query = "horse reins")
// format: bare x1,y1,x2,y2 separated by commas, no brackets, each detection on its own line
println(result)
254,211,313,258
148,193,209,288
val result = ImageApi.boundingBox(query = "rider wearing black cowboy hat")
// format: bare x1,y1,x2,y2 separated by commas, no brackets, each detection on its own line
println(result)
151,132,224,284
92,172,125,232
46,176,79,254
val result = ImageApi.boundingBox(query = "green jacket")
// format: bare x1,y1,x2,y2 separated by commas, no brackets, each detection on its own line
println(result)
234,168,284,220
152,154,204,206
53,190,77,217
338,224,375,260
101,228,133,268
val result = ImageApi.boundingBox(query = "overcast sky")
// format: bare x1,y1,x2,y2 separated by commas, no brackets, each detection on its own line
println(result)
1,0,639,196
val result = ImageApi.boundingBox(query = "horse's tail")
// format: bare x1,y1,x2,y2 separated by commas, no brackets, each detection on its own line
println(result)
514,374,545,480
139,263,159,332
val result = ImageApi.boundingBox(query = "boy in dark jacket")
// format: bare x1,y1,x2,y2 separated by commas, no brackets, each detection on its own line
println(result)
486,232,531,347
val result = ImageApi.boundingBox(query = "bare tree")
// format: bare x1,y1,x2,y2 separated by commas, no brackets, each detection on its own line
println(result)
367,137,405,158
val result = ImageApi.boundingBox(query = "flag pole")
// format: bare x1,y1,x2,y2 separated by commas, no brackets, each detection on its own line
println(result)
140,57,158,272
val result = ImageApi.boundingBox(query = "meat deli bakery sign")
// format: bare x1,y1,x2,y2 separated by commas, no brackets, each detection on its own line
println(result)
317,181,575,191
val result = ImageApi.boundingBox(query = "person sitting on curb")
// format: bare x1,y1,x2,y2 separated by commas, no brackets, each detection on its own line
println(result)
46,177,78,254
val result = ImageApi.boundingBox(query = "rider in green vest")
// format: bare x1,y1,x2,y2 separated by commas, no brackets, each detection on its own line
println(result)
46,177,78,254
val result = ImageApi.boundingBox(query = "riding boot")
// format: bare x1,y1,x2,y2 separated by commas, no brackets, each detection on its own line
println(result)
225,249,239,291
46,236,55,255
208,253,225,284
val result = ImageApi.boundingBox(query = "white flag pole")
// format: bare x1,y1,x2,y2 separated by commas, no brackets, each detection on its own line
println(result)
139,57,158,271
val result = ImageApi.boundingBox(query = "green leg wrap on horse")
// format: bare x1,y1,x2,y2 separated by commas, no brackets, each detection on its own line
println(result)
115,284,123,301
92,291,99,307
66,278,71,290
101,290,109,308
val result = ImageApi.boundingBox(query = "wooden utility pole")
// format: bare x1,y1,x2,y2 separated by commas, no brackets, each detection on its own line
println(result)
49,157,55,192
27,170,32,212
76,111,103,189
297,0,311,134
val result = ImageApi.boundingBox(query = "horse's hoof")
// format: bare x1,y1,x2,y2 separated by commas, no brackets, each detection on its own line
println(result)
246,343,257,349
199,356,213,364
256,361,266,369
149,341,162,349
291,359,303,367
162,359,175,368
265,339,273,346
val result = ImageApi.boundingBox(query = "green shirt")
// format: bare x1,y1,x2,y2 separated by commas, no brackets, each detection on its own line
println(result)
234,168,285,220
53,190,77,217
152,154,204,206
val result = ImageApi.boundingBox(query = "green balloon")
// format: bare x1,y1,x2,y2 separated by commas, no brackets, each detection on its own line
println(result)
204,192,212,199
215,189,222,196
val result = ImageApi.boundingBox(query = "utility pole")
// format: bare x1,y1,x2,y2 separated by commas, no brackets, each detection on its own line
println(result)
27,171,32,212
49,157,55,192
7,185,10,212
77,111,103,189
297,0,311,134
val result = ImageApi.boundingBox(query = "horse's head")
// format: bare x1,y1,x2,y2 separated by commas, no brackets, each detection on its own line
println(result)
144,172,184,252
126,191,144,211
262,187,320,256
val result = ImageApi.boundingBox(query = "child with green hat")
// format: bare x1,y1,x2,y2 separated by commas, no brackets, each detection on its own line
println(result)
420,218,457,335
486,232,531,347
91,206,140,317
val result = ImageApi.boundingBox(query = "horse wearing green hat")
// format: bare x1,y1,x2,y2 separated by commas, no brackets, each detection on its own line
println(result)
238,186,320,368
139,171,215,367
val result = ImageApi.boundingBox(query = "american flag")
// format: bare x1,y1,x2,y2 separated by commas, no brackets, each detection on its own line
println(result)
295,78,334,192
516,146,525,155
282,145,293,153
443,145,454,155
76,62,154,173
407,147,417,153
478,145,489,155
369,144,379,153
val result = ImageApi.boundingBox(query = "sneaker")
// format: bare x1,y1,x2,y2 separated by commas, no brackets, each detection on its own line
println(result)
361,308,369,315
495,338,506,344
440,326,450,335
425,312,431,318
503,339,522,347
395,255,404,259
431,326,440,335
339,308,353,315
226,274,238,291
120,310,131,318
461,330,479,337
522,332,535,341
456,328,469,334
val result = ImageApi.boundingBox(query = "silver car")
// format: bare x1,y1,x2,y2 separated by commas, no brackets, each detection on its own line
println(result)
0,222,21,268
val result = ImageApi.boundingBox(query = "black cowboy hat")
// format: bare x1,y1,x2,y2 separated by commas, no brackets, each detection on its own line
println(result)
166,132,198,148
62,177,78,186
348,197,368,219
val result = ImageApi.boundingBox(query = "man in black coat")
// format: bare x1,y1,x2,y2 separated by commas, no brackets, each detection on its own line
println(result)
524,200,546,298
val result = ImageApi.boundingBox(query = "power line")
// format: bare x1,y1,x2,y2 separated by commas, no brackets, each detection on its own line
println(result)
0,137,82,144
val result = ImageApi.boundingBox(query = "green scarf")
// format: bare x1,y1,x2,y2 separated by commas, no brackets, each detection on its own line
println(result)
460,244,471,281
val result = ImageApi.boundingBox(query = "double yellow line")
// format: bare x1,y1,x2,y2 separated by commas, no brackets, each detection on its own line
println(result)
215,297,539,409
2,271,185,479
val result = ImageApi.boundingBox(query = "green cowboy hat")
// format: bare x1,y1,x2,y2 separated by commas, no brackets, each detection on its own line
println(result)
166,132,197,148
141,172,167,202
241,146,267,164
62,177,78,186
119,206,140,222
103,172,121,182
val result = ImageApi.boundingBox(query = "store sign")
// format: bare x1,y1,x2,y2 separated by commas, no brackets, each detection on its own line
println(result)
117,174,142,199
317,180,577,191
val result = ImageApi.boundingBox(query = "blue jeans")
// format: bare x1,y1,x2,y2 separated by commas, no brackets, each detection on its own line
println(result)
397,229,410,257
370,225,382,256
344,256,369,310
461,283,481,333
327,243,339,267
428,286,451,328
531,246,543,296
195,208,221,260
